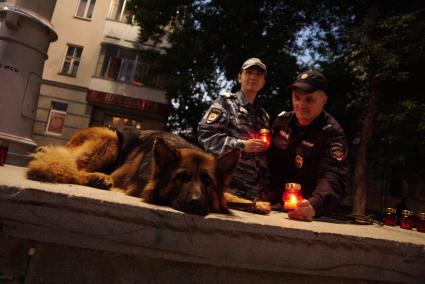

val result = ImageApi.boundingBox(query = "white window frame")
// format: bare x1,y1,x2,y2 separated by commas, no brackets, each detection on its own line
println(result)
107,0,135,24
75,0,96,19
60,44,83,77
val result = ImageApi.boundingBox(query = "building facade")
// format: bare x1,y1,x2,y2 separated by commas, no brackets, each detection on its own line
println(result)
33,0,170,146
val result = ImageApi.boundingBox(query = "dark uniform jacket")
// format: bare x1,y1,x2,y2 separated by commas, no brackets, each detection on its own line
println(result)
198,90,270,200
269,110,348,216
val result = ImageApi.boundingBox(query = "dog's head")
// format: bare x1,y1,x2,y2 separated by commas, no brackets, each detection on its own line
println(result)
143,138,240,215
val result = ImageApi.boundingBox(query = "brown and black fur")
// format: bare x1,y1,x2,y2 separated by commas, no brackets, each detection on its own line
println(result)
27,127,241,215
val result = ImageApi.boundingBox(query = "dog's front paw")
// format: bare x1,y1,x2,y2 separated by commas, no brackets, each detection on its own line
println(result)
252,201,271,215
86,173,113,190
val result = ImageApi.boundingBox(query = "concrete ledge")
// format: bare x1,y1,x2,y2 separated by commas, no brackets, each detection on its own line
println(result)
1,165,424,283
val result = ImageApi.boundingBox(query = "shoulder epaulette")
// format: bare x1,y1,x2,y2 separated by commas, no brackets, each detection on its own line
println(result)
322,124,332,130
278,111,290,117
220,92,236,99
261,108,270,120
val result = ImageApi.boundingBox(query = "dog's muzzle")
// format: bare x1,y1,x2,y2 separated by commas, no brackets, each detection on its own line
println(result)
174,192,209,216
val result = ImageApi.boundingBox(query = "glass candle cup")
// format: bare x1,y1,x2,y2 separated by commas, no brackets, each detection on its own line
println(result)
259,128,271,148
416,212,425,233
383,207,397,226
400,210,414,230
282,183,302,211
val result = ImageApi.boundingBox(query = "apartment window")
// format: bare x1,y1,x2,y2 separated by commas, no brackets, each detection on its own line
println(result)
95,44,165,89
45,102,68,136
60,45,83,76
108,0,135,24
76,0,96,19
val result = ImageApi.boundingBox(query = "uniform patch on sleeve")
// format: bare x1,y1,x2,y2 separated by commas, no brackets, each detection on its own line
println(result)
329,142,345,161
206,108,222,124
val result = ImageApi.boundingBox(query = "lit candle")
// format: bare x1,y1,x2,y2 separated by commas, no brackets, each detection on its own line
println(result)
259,128,271,148
282,183,302,211
284,194,299,210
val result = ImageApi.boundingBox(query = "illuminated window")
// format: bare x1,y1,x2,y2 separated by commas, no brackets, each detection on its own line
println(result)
76,0,96,19
60,45,83,77
103,114,142,130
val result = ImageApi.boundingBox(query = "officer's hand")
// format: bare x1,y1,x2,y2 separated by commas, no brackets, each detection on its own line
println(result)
244,139,268,153
288,199,316,220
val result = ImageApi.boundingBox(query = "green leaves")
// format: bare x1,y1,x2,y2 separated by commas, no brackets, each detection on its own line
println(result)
129,0,303,137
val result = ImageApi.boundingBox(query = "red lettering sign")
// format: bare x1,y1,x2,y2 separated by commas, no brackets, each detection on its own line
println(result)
86,90,169,116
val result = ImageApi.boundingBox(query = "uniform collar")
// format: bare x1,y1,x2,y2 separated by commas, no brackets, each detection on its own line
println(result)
290,111,326,131
237,90,260,108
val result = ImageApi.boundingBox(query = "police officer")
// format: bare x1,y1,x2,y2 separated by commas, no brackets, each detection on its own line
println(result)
269,71,349,219
198,58,270,201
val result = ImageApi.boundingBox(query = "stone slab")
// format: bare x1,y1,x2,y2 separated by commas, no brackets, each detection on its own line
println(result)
1,165,424,283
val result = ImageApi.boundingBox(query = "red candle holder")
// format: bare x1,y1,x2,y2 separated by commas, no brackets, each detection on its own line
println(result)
383,207,397,226
259,128,271,148
282,183,302,211
400,210,414,230
416,212,425,233
0,141,9,166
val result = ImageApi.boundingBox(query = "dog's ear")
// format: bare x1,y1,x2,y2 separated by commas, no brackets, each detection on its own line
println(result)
216,148,240,176
153,138,179,170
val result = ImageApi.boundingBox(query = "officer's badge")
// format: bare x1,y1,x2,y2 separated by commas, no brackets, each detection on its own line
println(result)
330,143,345,161
295,154,303,169
300,73,309,79
206,108,222,124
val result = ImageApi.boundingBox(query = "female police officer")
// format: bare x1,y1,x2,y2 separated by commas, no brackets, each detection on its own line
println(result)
198,58,270,202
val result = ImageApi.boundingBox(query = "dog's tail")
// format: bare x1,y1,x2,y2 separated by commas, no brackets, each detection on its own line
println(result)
26,146,80,184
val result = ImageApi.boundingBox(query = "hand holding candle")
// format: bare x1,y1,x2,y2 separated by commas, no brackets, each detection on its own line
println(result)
288,199,316,220
243,139,269,152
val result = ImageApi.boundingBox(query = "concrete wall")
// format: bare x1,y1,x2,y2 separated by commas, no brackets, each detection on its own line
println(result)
42,0,110,87
89,77,167,104
1,165,424,284
33,82,91,146
0,236,369,284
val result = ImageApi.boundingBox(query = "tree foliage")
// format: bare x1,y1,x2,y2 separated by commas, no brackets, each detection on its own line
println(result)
129,0,314,137
304,0,425,214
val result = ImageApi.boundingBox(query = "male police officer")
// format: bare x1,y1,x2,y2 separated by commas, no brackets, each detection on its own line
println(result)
198,58,270,201
269,71,349,219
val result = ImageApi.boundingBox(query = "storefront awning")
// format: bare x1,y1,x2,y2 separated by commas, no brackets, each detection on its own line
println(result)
86,90,170,117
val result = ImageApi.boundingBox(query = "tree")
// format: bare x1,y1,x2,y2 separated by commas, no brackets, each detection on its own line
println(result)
305,1,425,216
344,4,425,216
129,0,309,138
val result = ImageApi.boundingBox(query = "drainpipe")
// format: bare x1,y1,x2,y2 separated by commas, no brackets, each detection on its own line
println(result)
0,0,57,166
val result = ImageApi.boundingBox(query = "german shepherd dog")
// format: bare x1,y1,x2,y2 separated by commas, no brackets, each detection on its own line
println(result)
26,127,270,215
